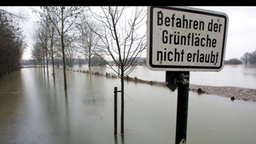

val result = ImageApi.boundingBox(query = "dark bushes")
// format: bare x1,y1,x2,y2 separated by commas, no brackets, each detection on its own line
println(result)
0,9,25,77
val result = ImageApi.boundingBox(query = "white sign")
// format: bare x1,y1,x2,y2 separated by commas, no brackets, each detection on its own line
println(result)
147,6,228,71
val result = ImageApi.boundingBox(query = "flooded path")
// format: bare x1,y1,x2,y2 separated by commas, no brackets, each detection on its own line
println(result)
1,68,256,144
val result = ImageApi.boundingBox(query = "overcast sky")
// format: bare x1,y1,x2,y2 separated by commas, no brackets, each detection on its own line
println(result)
1,6,256,61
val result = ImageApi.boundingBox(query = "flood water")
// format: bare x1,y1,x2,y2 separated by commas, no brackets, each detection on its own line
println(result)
128,64,256,89
0,65,256,144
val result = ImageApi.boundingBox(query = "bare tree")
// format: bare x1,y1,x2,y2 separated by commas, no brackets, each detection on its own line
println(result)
77,16,100,73
41,6,84,91
33,8,58,81
32,41,43,67
89,6,147,135
64,34,76,68
46,17,58,82
32,20,50,75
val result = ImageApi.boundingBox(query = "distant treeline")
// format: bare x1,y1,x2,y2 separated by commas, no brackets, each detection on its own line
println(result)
21,57,105,67
21,57,147,67
224,58,242,65
225,50,256,65
0,9,25,77
24,55,256,66
22,53,256,66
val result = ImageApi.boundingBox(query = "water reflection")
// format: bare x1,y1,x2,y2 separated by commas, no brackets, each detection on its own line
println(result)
0,71,24,143
0,68,256,144
13,68,72,144
114,135,125,144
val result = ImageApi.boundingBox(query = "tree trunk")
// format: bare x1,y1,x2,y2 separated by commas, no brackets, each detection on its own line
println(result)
61,36,67,91
42,48,45,73
50,40,55,82
120,66,124,135
61,7,67,91
88,47,91,73
46,51,49,77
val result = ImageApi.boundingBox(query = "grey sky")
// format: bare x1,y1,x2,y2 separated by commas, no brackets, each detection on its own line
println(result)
195,6,256,60
1,6,255,61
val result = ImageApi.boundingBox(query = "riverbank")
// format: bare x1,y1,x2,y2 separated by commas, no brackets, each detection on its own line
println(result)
73,69,256,103
189,84,256,102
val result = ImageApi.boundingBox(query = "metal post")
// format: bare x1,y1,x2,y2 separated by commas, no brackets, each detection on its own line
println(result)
175,71,190,144
114,87,118,136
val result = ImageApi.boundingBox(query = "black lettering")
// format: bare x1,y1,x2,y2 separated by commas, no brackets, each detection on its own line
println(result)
210,51,215,63
181,50,184,62
205,54,210,63
189,19,193,29
165,17,170,26
200,53,204,62
215,52,219,64
182,15,187,29
174,48,180,61
157,11,163,26
174,32,180,45
176,17,181,28
193,20,198,29
201,37,205,47
163,48,167,61
193,52,197,62
213,23,218,32
168,51,173,61
218,24,222,32
195,35,200,46
208,19,213,31
206,35,212,47
187,53,192,62
171,14,175,27
199,21,204,31
196,50,199,62
212,39,217,48
157,51,163,61
162,30,168,44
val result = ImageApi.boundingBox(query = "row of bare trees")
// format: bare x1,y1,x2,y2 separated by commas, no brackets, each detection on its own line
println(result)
32,7,84,84
0,9,26,77
32,6,146,135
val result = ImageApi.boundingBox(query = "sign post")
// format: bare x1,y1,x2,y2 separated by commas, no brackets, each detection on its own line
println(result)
147,6,228,144
175,71,190,144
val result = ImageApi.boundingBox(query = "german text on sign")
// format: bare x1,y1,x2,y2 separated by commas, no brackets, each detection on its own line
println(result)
147,6,228,71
